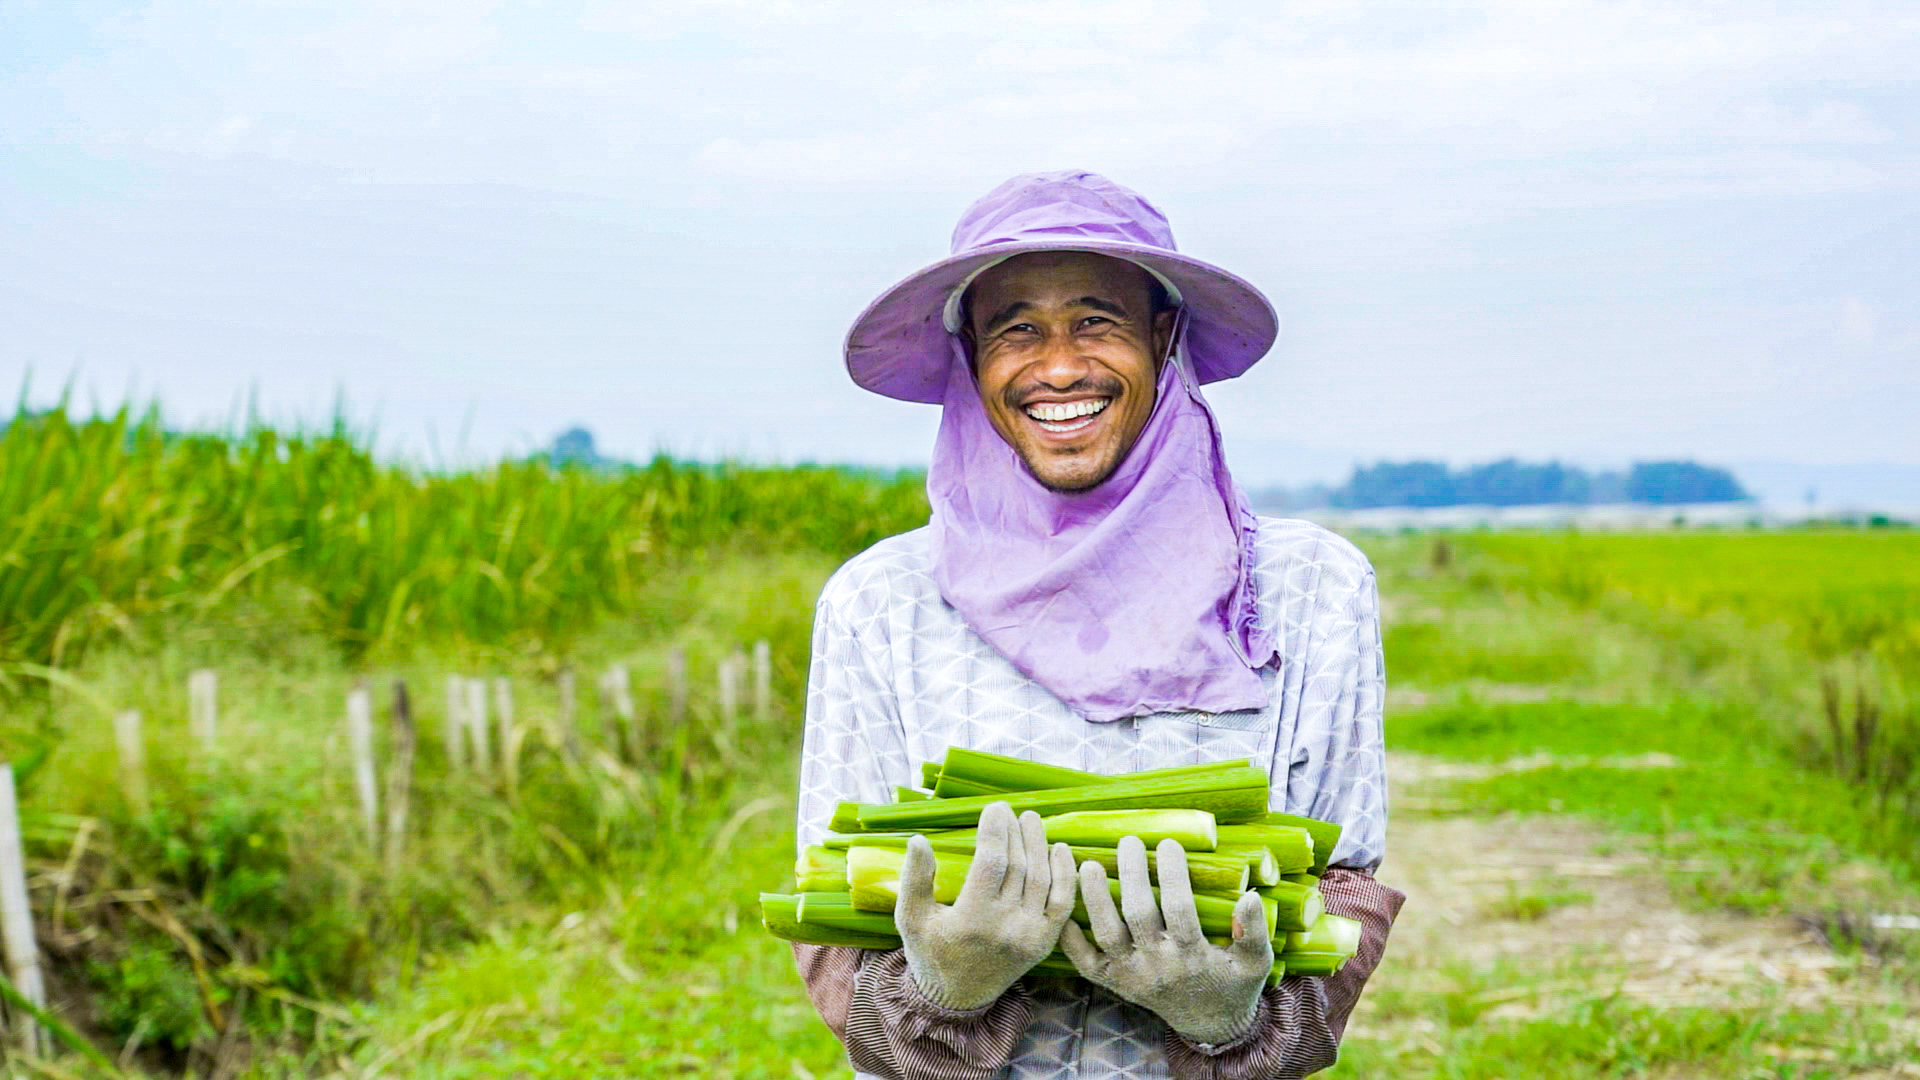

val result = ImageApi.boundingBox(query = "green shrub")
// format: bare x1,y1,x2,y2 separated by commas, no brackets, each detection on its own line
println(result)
89,935,209,1053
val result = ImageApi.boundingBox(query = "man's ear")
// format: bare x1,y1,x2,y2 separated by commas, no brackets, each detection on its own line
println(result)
958,325,981,381
1151,308,1177,370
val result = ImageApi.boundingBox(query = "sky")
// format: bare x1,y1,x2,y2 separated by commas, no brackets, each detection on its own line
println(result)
2,0,1916,490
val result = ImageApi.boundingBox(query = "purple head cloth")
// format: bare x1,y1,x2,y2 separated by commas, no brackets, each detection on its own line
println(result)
847,171,1282,723
928,330,1275,723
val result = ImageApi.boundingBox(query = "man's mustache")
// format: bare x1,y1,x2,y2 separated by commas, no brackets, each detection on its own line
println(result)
1003,376,1125,414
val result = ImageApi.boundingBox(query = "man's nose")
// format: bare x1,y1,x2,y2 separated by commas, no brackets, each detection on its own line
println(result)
1030,331,1093,386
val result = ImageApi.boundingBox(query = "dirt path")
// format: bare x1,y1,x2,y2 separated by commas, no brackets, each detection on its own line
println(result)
1349,754,1882,1045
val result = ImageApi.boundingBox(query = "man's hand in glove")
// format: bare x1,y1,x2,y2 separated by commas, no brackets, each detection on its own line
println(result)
896,800,1079,1010
1059,836,1274,1047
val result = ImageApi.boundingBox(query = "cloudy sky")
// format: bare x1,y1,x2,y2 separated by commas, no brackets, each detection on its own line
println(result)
3,0,1915,488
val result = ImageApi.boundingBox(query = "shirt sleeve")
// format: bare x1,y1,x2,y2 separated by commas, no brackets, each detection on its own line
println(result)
791,579,1038,1078
1161,555,1399,1079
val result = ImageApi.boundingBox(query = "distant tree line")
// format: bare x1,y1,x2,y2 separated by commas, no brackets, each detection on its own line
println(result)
1315,459,1750,509
530,427,924,485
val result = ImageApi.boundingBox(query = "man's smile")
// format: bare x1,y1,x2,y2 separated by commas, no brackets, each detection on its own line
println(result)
1024,397,1112,435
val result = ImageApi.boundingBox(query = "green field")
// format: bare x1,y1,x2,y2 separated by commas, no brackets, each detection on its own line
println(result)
1334,531,1918,1078
1,409,1915,1076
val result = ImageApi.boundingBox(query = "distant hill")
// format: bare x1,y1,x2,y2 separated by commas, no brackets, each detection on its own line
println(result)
529,426,626,470
545,426,603,467
528,427,925,485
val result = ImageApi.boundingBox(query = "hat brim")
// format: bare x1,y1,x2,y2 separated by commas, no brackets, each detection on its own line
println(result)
844,239,1279,404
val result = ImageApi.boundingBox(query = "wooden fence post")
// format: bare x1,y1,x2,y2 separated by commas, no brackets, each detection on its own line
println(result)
752,640,772,724
596,668,616,755
385,681,416,870
0,765,46,1057
667,647,688,728
719,648,743,719
556,668,582,761
493,678,519,796
492,678,515,750
465,678,492,772
114,710,149,816
444,674,468,770
188,668,218,749
603,665,637,761
347,682,379,844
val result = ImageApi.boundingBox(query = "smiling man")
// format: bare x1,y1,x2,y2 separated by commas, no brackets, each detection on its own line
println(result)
963,251,1173,493
793,172,1403,1079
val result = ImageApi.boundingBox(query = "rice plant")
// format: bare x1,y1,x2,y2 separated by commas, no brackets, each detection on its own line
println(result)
0,403,929,681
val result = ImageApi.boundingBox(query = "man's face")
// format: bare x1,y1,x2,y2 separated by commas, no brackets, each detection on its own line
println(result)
965,252,1174,493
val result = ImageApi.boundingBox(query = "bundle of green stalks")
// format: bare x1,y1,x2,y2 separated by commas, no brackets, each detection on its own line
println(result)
762,748,1362,984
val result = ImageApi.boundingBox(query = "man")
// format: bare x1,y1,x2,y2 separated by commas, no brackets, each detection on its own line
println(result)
793,171,1402,1079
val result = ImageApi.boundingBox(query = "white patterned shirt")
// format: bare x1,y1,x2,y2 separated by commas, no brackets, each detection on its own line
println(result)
794,516,1394,1080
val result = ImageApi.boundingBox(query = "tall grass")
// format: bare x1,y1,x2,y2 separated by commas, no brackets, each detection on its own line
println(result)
0,405,930,1073
22,586,833,1072
1442,530,1920,856
0,404,928,677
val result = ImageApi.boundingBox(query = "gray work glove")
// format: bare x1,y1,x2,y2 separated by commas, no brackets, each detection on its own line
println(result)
896,801,1079,1010
1059,836,1273,1046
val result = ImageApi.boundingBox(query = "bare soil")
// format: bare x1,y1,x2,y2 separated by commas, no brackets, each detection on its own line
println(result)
1351,754,1899,1041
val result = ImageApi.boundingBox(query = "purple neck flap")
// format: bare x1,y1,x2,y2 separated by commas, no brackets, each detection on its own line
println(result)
927,333,1277,723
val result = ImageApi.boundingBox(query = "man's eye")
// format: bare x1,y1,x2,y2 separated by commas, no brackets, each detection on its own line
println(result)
1079,317,1111,329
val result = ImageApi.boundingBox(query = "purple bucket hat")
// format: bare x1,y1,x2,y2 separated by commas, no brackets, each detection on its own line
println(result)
844,170,1280,403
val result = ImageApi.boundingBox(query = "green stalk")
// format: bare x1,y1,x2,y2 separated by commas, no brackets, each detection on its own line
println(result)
1215,824,1315,874
823,832,1250,894
1273,952,1343,977
934,747,1108,794
1041,809,1217,851
879,811,1223,853
933,749,1255,796
822,831,923,848
1282,873,1320,887
1253,881,1325,932
760,893,903,949
844,845,967,911
794,845,848,892
853,767,1272,830
920,762,943,789
1217,843,1281,887
929,775,1004,798
1284,913,1362,956
829,802,866,833
843,847,1276,939
1250,812,1342,876
794,891,904,937
1071,844,1248,895
894,786,935,803
1279,913,1362,977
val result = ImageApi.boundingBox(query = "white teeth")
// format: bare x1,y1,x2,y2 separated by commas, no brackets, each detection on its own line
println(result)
1025,399,1111,422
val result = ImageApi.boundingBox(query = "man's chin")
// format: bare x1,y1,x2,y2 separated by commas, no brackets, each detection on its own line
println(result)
1019,447,1120,493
